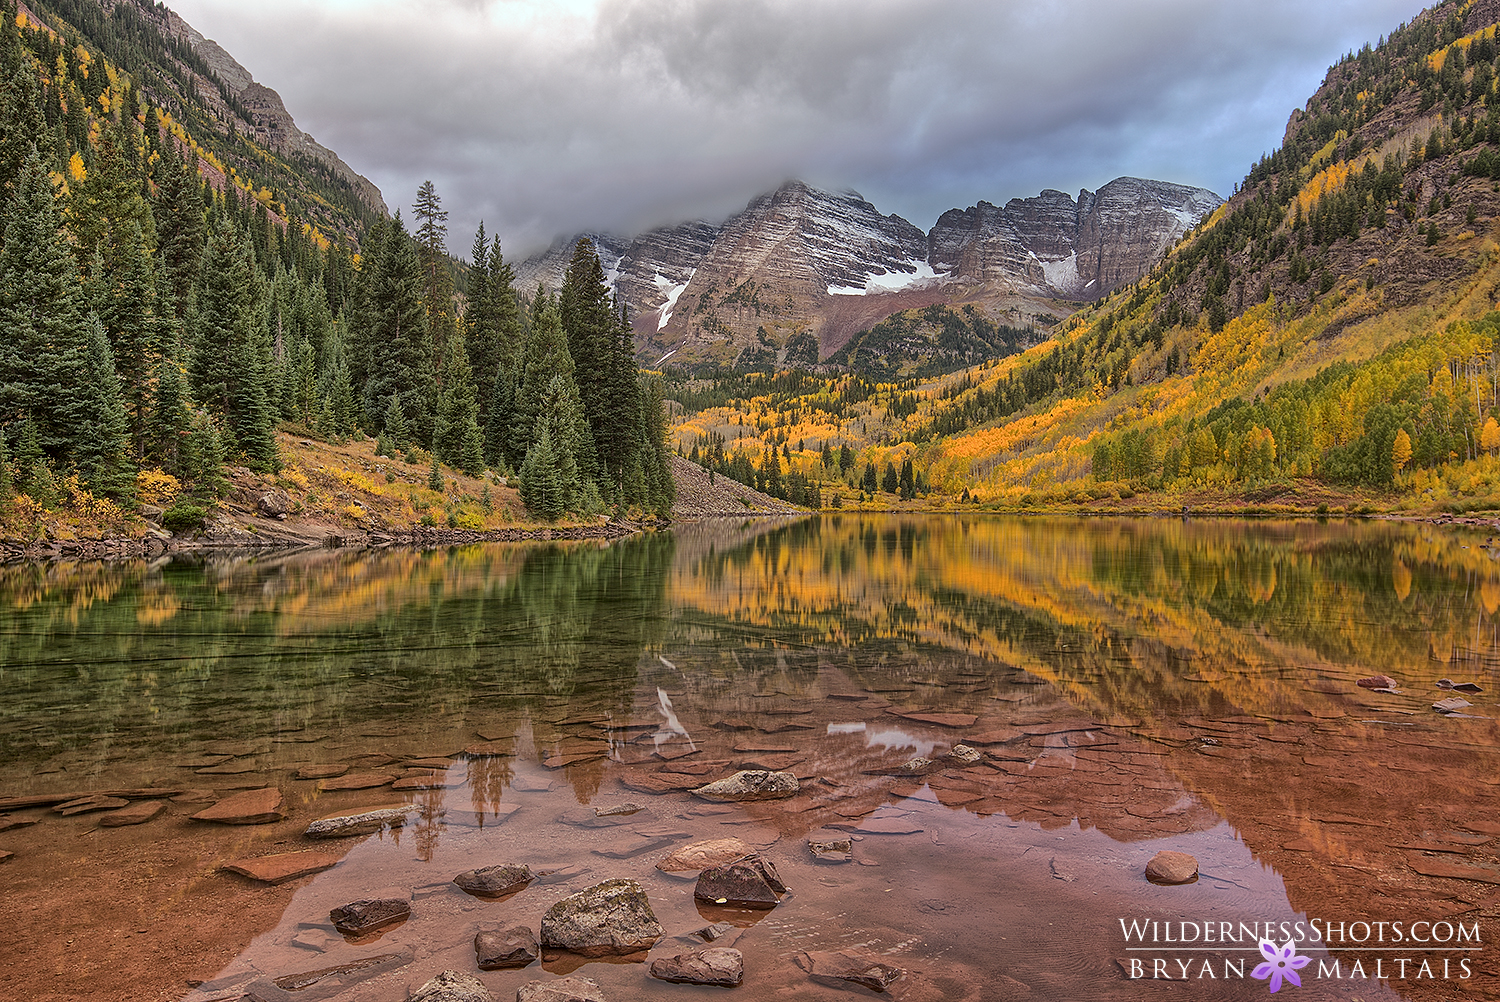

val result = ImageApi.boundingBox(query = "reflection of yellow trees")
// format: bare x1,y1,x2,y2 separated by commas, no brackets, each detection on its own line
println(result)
669,515,1500,723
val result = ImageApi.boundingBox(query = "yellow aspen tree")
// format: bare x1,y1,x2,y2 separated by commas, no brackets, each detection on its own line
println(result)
1393,428,1413,476
1482,416,1500,454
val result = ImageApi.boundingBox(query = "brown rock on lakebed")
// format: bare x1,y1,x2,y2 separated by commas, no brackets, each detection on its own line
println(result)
330,897,411,936
294,764,350,780
190,787,285,825
317,771,397,791
1145,850,1199,884
516,976,605,1002
55,795,130,816
809,837,854,863
410,969,493,1002
304,805,418,838
475,924,539,969
691,769,799,802
453,863,534,898
797,949,905,992
539,878,663,957
656,837,758,873
649,947,744,986
694,853,786,909
221,850,343,884
98,800,165,827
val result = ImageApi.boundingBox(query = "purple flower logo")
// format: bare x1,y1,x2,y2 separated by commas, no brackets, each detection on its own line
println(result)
1252,938,1310,993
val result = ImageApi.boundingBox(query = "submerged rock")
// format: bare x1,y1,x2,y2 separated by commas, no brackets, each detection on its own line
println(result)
1356,675,1399,690
691,770,799,802
516,976,605,1002
98,800,165,827
410,969,493,1002
692,921,736,942
694,853,786,909
1145,851,1199,885
190,787,284,825
475,925,539,969
797,950,904,992
221,850,342,885
946,744,983,765
808,837,853,863
649,947,744,986
304,805,417,838
454,863,534,898
329,897,411,936
539,878,663,956
656,837,758,873
593,802,644,818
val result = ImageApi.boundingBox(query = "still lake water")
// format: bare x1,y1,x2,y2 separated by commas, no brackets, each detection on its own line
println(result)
1,515,1498,1001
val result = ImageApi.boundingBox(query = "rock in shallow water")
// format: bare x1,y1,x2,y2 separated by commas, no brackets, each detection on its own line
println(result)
539,878,663,956
329,897,411,936
190,787,284,825
222,850,342,885
808,837,853,863
303,805,417,838
516,975,605,1002
797,950,904,991
694,853,786,909
691,770,799,802
656,837,757,872
453,863,534,898
410,969,493,1002
1144,850,1199,884
475,924,539,969
649,947,744,986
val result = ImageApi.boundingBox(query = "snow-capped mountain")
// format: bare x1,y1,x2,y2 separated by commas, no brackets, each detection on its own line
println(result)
515,177,1220,370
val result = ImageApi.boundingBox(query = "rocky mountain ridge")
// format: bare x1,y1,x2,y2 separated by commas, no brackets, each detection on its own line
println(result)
516,177,1220,371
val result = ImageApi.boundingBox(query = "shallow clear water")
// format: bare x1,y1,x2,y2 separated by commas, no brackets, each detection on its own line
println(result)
1,515,1497,1001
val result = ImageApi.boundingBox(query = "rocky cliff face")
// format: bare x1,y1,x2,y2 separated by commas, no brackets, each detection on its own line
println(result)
929,178,1221,299
143,0,387,218
518,177,1219,371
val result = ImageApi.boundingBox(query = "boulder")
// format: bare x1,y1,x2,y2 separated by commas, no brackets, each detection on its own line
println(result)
410,969,493,1002
946,744,983,765
649,947,743,986
454,863,534,898
691,770,799,802
516,976,605,1002
329,897,411,936
98,800,165,827
1145,850,1199,885
257,491,293,519
694,853,786,909
304,805,417,838
539,878,663,956
475,925,539,970
797,950,904,992
656,837,758,873
190,787,284,825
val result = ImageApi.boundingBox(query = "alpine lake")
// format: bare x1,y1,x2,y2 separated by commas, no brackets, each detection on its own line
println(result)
1,515,1499,1002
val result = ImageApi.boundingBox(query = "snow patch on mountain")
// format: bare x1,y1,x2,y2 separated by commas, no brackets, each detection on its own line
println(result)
828,260,944,296
655,270,693,331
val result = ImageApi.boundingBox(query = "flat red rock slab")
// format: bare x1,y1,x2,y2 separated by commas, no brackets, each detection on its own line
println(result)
0,850,12,863
98,800,165,827
655,745,700,761
464,742,514,757
222,850,343,884
542,753,605,769
391,775,462,791
891,711,978,728
56,796,129,816
318,772,397,792
295,764,350,781
733,742,798,753
191,787,285,825
195,760,262,775
1407,854,1500,884
404,758,456,769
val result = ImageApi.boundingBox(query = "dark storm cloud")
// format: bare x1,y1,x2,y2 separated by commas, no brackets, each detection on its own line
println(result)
166,0,1428,257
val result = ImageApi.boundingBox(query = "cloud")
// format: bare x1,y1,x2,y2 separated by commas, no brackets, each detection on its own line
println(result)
165,0,1428,258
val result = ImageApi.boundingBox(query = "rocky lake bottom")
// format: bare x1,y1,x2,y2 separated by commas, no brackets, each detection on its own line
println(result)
1,516,1498,1001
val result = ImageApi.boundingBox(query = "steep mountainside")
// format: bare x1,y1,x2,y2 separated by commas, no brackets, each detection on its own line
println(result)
20,0,384,238
519,177,1218,373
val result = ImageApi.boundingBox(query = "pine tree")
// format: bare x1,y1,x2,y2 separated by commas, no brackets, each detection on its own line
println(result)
88,219,159,459
0,150,90,462
183,411,228,498
362,212,436,445
146,338,192,476
413,180,454,369
881,462,898,494
315,319,358,439
558,239,616,482
519,425,564,521
427,455,443,493
72,314,132,496
0,3,51,217
899,457,915,500
433,336,485,475
384,396,409,449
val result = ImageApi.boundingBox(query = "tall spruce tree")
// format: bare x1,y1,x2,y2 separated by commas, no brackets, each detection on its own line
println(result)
0,2,50,218
559,239,616,483
362,212,436,445
152,141,205,319
72,315,132,496
413,181,454,368
433,336,485,475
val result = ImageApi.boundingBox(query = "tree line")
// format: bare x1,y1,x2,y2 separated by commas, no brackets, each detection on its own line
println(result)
0,3,671,525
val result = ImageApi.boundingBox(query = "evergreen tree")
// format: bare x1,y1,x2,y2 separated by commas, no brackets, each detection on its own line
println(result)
0,3,51,217
183,411,228,498
315,319,358,439
413,180,454,368
861,461,878,493
532,371,585,510
0,150,92,464
519,424,564,521
899,457,915,500
384,396,409,449
881,462,899,494
146,337,192,475
558,239,617,482
88,219,159,459
427,454,443,493
72,315,132,496
434,336,485,475
362,212,436,445
153,140,206,320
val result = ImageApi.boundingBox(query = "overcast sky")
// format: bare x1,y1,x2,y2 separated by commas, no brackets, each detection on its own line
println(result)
164,0,1430,259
